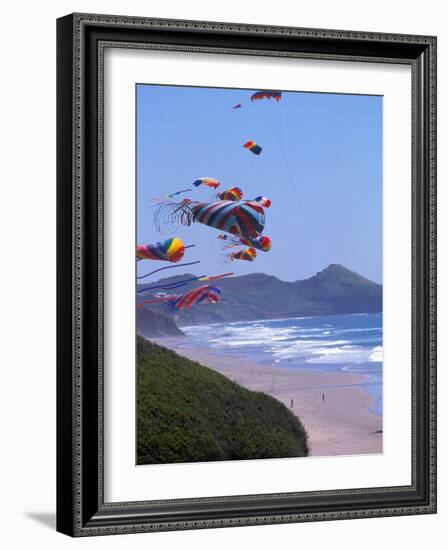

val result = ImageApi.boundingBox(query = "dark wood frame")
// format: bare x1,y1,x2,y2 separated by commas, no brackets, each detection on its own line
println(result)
57,13,437,537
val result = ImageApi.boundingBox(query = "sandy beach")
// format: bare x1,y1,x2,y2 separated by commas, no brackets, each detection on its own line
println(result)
158,338,382,457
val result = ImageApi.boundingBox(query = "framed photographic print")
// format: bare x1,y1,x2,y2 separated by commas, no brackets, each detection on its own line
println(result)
56,13,437,536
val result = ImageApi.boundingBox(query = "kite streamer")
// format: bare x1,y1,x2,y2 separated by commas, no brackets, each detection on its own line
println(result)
138,272,234,295
137,260,201,280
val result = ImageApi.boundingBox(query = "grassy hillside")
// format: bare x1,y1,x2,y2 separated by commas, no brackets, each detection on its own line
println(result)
137,337,309,464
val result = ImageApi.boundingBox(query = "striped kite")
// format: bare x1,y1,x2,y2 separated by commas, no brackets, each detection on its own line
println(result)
154,198,266,239
138,284,221,310
136,238,185,263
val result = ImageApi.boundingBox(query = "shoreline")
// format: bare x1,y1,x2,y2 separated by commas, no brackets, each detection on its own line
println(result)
156,338,382,457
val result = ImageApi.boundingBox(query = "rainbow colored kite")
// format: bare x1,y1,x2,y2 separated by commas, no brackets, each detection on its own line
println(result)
136,238,185,263
217,187,243,202
243,141,262,155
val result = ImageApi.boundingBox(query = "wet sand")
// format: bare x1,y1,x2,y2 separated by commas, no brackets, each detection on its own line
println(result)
157,338,382,457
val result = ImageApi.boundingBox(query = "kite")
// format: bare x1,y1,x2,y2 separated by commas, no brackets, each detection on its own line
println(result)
251,90,282,102
192,177,220,189
136,238,186,263
218,234,272,252
167,188,191,199
227,247,257,262
254,196,272,208
154,198,266,239
232,103,242,109
243,141,262,155
137,272,234,295
138,284,222,310
217,187,243,202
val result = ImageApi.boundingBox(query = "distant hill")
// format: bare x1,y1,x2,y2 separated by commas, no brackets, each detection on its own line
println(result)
137,264,382,327
137,308,184,338
137,337,308,464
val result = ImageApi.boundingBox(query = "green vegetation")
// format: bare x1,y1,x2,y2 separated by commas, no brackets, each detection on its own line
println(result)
137,337,309,464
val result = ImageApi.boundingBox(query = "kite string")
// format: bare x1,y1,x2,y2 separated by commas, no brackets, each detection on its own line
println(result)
137,272,234,295
137,260,200,280
137,275,206,295
137,296,176,309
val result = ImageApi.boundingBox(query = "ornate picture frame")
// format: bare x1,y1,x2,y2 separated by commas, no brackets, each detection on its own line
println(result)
57,13,436,536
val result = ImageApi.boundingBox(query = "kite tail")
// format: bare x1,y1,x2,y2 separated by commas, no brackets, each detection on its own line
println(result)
137,296,176,309
153,199,196,233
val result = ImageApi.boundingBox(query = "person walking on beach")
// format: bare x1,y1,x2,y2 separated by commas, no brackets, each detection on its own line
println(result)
322,393,325,403
290,398,294,409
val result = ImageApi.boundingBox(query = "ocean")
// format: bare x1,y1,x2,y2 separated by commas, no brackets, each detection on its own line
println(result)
176,312,383,416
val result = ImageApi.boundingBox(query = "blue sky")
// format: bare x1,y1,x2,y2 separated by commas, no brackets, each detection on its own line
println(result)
137,84,382,283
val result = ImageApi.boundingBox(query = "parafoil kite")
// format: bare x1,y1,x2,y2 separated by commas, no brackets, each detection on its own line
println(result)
254,196,272,208
190,200,265,237
217,187,243,201
251,90,282,102
154,198,266,239
136,238,185,263
227,247,257,262
243,141,262,155
192,177,220,189
218,234,272,252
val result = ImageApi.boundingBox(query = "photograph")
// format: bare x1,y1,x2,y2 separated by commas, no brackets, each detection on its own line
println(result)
135,83,383,465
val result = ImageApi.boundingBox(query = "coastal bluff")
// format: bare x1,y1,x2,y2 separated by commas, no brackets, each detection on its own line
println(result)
137,337,309,464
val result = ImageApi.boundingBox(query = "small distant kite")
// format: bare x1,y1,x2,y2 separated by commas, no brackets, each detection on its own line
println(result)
254,196,272,208
218,234,272,252
232,103,242,109
136,238,185,263
251,91,282,102
218,187,243,202
192,177,220,189
243,141,262,155
227,247,257,262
